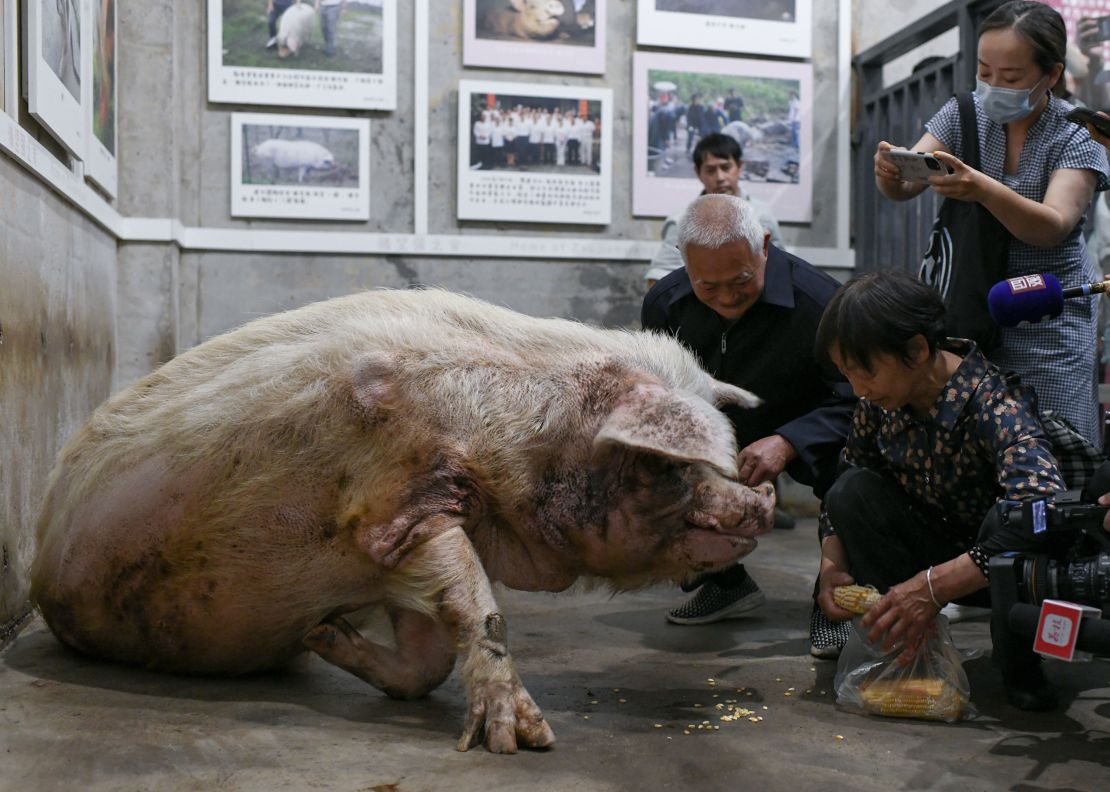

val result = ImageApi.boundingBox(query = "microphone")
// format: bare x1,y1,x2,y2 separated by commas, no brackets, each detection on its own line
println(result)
987,274,1109,327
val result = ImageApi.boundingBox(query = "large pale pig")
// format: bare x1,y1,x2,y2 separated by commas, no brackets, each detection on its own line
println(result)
251,138,335,183
31,289,775,754
276,1,315,57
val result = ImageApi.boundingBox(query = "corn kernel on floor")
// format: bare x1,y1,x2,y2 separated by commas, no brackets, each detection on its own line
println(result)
2,521,1109,791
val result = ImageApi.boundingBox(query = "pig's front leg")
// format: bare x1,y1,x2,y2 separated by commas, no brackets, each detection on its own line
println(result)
411,524,555,753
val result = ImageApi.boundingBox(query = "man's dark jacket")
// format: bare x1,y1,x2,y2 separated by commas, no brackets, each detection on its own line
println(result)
641,244,856,497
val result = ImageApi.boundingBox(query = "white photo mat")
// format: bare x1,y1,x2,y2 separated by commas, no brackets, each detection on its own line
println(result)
207,0,397,111
636,0,812,59
83,0,116,196
230,112,370,220
632,51,813,223
25,0,85,155
456,79,612,225
462,0,606,75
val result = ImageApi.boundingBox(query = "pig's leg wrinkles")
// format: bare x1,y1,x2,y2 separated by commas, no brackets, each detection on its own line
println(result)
305,523,554,753
302,609,455,700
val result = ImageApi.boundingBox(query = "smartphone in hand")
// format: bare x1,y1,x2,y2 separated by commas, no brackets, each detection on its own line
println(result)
879,150,954,182
1064,107,1110,138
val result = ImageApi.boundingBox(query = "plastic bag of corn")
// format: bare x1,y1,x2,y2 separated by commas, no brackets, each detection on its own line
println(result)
833,614,972,722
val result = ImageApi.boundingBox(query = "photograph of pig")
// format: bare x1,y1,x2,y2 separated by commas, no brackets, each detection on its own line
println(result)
241,123,358,186
31,289,776,754
474,0,596,46
218,0,384,74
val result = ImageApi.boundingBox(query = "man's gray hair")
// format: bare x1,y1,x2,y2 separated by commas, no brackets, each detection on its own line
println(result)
676,194,765,257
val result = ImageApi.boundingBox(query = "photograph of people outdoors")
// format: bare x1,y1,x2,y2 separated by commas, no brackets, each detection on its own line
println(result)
240,122,361,187
467,93,602,175
646,69,801,185
654,0,796,22
220,0,384,74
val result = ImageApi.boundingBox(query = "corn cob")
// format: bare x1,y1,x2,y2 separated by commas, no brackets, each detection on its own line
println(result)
859,678,963,721
833,584,882,614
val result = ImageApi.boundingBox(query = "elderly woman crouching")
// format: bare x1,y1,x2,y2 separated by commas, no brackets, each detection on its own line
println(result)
813,271,1068,712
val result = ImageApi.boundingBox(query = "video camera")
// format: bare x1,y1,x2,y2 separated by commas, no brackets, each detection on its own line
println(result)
989,463,1110,658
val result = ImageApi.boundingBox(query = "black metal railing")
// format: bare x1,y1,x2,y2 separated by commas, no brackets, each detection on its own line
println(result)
852,0,1006,273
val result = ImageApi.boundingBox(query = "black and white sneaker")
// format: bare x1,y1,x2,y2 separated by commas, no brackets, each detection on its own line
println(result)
666,576,766,625
809,602,851,659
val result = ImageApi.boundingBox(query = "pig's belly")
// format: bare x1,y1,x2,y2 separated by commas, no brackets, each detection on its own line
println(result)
36,455,380,674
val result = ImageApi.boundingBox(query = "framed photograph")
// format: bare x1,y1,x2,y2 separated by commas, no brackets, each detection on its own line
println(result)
463,0,606,75
24,0,86,155
456,79,612,225
83,0,116,196
208,0,396,111
636,0,811,59
632,51,813,223
2,0,12,113
230,112,370,220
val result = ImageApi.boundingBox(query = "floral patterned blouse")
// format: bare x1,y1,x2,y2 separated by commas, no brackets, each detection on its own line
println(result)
819,340,1066,576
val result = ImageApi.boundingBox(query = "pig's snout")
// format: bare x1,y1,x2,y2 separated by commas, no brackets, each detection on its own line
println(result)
691,478,776,538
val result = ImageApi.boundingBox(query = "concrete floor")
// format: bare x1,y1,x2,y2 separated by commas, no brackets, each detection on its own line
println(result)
2,521,1109,792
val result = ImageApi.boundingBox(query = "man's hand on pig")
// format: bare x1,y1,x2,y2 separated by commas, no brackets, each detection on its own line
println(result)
736,434,797,486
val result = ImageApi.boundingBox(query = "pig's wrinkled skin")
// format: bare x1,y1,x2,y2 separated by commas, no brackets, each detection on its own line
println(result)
31,289,775,754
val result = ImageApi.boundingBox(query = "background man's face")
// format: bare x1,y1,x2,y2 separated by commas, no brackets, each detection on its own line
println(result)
696,153,741,196
684,236,768,320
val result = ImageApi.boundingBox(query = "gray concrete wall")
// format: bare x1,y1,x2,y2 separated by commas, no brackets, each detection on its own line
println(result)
111,1,853,359
0,156,118,636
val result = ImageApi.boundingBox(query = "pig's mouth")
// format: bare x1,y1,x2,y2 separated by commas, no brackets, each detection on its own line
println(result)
685,509,724,533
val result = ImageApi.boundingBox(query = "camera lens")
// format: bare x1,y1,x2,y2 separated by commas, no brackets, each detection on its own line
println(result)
1049,553,1110,605
927,158,940,170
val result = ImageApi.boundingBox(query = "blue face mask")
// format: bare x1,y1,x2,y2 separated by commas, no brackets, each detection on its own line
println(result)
974,77,1048,124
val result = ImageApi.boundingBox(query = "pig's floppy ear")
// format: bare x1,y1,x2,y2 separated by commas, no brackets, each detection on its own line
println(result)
710,378,761,409
593,383,738,479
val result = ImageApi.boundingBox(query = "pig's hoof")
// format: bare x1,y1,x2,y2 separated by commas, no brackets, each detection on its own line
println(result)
456,680,556,753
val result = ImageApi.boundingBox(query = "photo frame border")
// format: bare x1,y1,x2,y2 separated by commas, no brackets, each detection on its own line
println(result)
83,0,116,197
25,0,86,155
456,78,613,225
207,0,397,111
462,0,607,75
631,50,814,223
636,0,812,59
230,111,371,221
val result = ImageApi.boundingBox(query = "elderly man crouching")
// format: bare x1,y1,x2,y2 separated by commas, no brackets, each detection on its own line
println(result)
641,194,857,656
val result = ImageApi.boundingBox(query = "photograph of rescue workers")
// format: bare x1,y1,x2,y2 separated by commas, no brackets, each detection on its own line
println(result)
646,69,801,184
468,92,602,175
219,0,384,74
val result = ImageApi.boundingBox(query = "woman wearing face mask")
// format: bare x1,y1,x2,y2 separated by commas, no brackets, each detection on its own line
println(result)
874,0,1110,448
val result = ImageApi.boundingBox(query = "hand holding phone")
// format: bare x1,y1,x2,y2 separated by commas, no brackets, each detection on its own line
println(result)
878,150,955,183
1065,107,1110,139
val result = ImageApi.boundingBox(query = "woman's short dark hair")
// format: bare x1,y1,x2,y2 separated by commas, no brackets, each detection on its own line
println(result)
692,133,742,170
979,0,1066,76
815,271,947,372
